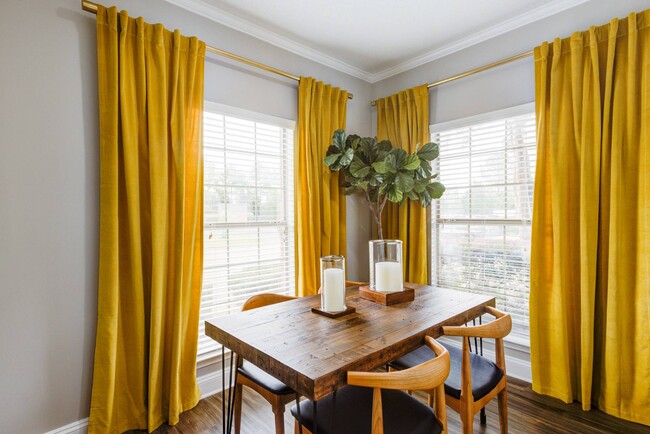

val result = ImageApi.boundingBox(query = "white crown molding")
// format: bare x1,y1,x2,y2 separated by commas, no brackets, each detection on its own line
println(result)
164,0,590,84
163,0,373,82
368,0,591,82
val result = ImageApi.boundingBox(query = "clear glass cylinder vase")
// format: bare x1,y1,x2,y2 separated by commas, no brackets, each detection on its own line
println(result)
369,240,403,292
320,255,346,312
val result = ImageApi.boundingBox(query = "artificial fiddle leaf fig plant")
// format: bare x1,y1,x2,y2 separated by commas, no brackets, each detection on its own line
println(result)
325,129,445,239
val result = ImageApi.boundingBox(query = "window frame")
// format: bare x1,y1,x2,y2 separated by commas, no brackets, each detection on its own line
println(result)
198,101,296,366
429,102,535,348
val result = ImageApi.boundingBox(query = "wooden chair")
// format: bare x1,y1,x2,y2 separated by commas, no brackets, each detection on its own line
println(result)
389,306,512,434
233,293,297,434
291,336,450,434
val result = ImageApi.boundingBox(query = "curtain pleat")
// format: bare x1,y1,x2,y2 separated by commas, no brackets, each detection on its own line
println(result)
295,77,348,297
531,11,650,425
88,6,205,433
376,85,429,284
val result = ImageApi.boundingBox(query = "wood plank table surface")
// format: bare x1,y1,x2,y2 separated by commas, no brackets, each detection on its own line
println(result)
205,284,495,401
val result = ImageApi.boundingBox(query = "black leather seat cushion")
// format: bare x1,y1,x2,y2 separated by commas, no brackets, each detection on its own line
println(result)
290,385,442,434
238,361,294,395
389,342,503,401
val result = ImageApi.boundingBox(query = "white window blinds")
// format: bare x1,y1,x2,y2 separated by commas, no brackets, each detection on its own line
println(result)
430,104,536,341
198,102,295,361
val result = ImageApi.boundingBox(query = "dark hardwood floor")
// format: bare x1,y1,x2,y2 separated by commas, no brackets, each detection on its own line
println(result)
143,377,650,434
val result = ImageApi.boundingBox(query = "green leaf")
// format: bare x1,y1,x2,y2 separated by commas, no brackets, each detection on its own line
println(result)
384,154,398,173
401,154,421,170
369,173,383,186
418,190,432,208
339,147,354,166
332,129,346,150
417,160,432,177
346,134,360,148
390,148,407,167
377,140,393,152
324,153,340,166
325,145,339,156
407,190,419,200
385,184,403,203
413,178,428,193
349,158,370,178
372,160,390,174
344,186,360,195
417,142,439,161
427,181,446,199
395,172,415,193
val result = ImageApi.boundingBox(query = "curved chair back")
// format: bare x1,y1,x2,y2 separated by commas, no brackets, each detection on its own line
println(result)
241,293,297,312
442,306,512,434
347,337,450,434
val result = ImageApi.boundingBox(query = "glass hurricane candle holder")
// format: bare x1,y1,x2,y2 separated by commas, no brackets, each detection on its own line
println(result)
320,255,346,312
369,240,403,293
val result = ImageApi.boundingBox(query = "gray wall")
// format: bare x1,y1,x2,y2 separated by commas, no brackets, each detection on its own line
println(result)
0,1,370,432
1,0,649,432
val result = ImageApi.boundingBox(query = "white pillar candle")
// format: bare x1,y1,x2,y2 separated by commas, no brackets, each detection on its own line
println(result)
375,261,403,293
322,268,345,312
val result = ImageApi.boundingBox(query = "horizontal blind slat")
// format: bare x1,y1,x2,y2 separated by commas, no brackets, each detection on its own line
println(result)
432,111,535,341
198,107,295,357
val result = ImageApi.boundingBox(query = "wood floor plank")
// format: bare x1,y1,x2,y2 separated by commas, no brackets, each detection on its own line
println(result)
140,377,650,433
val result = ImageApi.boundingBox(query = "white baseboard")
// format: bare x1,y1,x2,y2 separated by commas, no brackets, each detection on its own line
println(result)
197,366,234,398
44,418,88,434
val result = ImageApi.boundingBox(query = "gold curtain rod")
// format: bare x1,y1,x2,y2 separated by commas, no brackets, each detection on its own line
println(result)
370,50,533,106
81,0,354,100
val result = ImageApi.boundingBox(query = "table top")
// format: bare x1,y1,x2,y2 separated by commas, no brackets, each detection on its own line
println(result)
205,284,495,400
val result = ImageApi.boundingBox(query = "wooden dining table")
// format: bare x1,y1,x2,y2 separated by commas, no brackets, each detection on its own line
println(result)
205,283,495,433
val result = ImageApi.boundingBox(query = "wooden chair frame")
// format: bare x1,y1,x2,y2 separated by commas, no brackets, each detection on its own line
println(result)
295,337,450,434
234,293,297,434
442,306,512,434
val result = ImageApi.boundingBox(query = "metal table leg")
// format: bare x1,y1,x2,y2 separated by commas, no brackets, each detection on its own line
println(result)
221,346,238,434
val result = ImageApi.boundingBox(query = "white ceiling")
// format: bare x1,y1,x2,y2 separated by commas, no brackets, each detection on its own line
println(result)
166,0,590,82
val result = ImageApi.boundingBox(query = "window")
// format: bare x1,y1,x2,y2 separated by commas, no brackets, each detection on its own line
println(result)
198,102,295,361
430,104,536,342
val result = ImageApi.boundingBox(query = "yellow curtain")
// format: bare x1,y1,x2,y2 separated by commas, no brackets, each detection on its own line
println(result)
531,11,650,425
88,6,205,433
295,77,348,296
376,85,429,284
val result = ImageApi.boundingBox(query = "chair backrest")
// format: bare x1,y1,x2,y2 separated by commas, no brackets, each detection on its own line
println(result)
441,306,512,399
347,337,450,434
241,293,297,312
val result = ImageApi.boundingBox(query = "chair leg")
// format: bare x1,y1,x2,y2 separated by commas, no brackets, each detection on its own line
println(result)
497,388,508,434
295,420,313,434
461,402,474,434
234,383,243,434
272,402,285,434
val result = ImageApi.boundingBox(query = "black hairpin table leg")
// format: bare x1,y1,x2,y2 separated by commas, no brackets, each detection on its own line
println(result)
221,346,237,434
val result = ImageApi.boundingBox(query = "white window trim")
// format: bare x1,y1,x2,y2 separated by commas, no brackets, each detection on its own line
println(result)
204,101,295,131
429,102,535,136
430,101,535,355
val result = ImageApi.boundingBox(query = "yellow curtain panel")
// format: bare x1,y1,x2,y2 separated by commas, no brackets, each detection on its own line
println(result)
376,85,429,284
295,77,348,296
88,6,205,433
530,11,650,425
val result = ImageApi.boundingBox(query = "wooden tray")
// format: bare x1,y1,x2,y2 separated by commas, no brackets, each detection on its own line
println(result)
311,306,356,318
359,285,415,306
